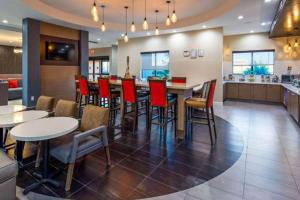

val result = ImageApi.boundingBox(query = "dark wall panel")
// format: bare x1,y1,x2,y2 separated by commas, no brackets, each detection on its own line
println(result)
0,45,22,74
80,30,89,76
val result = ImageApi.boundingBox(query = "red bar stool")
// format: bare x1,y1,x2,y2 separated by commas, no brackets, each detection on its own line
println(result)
78,76,98,116
185,79,217,145
170,77,187,83
98,77,120,127
109,75,119,81
121,78,149,133
148,79,177,138
74,75,81,103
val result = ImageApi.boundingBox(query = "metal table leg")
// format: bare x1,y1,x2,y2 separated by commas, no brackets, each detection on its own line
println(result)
23,140,60,195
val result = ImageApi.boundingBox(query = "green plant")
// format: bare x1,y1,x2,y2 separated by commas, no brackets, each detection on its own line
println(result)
243,65,271,75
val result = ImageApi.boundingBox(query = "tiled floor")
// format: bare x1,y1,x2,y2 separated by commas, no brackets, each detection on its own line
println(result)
12,101,243,200
13,101,300,200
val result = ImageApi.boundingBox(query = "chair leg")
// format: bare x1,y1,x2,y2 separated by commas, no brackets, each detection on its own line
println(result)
78,95,82,117
35,142,42,168
65,163,75,192
211,106,217,140
174,103,177,137
105,146,111,166
163,108,168,139
148,106,153,133
206,107,213,145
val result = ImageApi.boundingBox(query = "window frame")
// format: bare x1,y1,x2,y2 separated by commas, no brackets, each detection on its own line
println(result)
232,49,275,75
140,50,170,79
88,56,110,81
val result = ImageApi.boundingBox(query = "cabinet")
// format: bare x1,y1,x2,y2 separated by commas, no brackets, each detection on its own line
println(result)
226,83,238,99
267,85,281,103
252,84,267,101
238,84,252,100
288,91,299,123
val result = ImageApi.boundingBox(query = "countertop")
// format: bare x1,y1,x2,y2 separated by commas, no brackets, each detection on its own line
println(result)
223,81,300,96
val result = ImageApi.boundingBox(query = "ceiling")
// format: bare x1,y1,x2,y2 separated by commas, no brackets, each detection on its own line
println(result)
0,0,279,48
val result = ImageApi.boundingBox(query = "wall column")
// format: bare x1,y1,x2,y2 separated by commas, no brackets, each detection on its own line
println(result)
22,18,40,106
80,30,89,76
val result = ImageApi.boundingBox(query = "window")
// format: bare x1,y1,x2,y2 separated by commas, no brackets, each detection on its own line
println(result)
232,50,274,75
141,51,170,79
88,56,110,81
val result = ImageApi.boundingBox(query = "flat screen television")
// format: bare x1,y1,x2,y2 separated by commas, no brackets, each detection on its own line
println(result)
45,41,75,61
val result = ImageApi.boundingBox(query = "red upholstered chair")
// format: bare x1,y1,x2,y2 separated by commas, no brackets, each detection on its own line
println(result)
185,79,217,145
78,76,98,116
109,75,119,81
75,75,81,103
148,79,177,137
121,78,149,133
170,77,187,84
98,77,120,128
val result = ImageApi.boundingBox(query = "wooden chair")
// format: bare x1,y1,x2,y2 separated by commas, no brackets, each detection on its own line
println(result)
185,80,217,145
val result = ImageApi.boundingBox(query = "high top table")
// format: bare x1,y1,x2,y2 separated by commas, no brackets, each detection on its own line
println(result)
91,79,201,139
10,117,79,194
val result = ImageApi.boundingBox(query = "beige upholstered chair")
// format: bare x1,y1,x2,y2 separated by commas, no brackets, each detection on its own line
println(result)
50,105,111,191
35,96,55,111
35,100,77,168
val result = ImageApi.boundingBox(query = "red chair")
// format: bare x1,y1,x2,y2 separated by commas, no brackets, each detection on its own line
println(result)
121,78,149,133
109,75,119,81
98,77,120,127
185,79,217,145
75,75,81,103
148,79,177,137
78,76,98,116
170,77,187,83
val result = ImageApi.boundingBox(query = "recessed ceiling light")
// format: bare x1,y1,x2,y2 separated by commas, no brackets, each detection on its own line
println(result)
2,19,8,24
265,0,272,3
147,32,151,36
172,30,177,33
250,30,254,33
121,33,125,37
97,38,101,41
202,25,207,28
238,15,244,20
261,22,267,26
8,41,13,43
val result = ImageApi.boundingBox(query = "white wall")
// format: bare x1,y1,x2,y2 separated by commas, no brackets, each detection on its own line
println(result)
117,28,224,101
223,33,300,79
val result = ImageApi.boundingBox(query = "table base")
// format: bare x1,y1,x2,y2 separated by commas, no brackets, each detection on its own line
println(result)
23,177,60,195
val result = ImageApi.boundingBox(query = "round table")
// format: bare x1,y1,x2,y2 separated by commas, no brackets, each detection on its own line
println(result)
0,110,48,149
10,117,79,194
0,105,26,115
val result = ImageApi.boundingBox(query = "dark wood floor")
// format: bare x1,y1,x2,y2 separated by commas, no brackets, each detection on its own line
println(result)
12,114,244,200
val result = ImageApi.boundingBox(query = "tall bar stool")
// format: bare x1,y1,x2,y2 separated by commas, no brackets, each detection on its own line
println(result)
170,77,187,83
148,79,177,138
78,76,98,116
98,77,120,127
121,78,149,133
185,80,217,145
74,75,81,103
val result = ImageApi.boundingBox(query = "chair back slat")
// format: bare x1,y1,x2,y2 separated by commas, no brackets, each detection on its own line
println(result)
207,79,217,108
79,76,89,96
201,81,211,99
171,77,186,83
109,75,118,81
121,78,137,103
98,77,110,99
148,79,168,107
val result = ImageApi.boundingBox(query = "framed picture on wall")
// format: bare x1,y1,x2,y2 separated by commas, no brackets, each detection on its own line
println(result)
183,50,190,57
191,49,197,59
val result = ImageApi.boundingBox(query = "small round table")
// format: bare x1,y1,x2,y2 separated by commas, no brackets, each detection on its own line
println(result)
0,105,26,115
10,117,79,194
0,110,48,149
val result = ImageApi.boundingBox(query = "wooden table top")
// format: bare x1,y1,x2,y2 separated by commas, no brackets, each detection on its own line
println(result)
90,80,201,90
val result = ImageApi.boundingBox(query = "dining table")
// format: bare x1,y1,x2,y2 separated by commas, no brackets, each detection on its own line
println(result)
90,79,201,139
10,117,79,194
0,105,27,149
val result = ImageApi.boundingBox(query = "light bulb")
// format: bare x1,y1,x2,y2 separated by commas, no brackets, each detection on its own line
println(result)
166,16,171,26
288,43,292,51
131,23,136,32
155,27,159,35
124,34,129,43
295,40,299,47
91,3,99,22
171,11,177,23
101,23,106,32
143,18,148,30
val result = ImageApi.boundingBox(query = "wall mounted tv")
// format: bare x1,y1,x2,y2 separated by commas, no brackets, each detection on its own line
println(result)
46,42,75,61
40,35,79,66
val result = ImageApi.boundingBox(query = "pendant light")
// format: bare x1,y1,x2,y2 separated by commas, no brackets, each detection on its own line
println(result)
166,1,171,26
143,0,148,30
171,0,177,23
131,0,136,32
124,6,129,43
91,0,99,22
100,5,106,32
295,39,299,47
155,10,160,35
